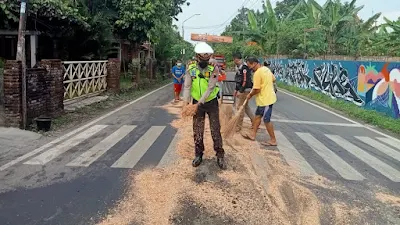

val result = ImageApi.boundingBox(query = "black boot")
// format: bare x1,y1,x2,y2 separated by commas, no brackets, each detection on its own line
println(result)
217,156,226,170
192,155,203,167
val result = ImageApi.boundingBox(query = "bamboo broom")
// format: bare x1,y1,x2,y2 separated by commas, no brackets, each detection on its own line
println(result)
222,99,248,139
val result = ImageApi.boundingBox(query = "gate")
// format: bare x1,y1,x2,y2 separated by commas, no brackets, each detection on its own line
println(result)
62,60,108,102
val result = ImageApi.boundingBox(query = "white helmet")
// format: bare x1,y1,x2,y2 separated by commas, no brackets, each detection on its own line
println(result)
194,42,214,54
194,42,214,61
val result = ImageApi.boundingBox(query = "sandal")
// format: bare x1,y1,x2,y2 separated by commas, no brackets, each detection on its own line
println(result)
260,142,277,147
241,132,256,141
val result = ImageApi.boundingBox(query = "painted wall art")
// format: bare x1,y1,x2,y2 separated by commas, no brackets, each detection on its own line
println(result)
265,58,400,119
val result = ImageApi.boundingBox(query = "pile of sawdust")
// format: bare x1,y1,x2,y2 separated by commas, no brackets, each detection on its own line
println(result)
219,103,233,130
376,192,400,207
97,103,326,225
159,102,182,115
181,104,198,118
331,202,362,224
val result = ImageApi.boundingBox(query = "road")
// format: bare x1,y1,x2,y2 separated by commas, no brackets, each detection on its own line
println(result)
0,72,399,224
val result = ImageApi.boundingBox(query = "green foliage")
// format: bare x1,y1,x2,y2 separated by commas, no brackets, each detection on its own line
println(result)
0,0,88,29
214,0,399,59
277,81,400,135
0,0,190,60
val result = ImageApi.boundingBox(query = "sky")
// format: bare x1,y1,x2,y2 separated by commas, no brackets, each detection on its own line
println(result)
174,0,400,43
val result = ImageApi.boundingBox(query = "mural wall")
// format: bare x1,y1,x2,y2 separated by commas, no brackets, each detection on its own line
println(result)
266,58,400,119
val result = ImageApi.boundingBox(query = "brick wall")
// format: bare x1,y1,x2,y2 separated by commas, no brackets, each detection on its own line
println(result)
107,58,121,93
3,61,22,127
40,60,64,117
27,68,49,123
3,60,64,128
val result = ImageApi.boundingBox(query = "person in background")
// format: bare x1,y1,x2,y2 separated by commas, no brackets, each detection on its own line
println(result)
264,60,277,93
233,53,254,132
171,59,185,102
242,57,277,147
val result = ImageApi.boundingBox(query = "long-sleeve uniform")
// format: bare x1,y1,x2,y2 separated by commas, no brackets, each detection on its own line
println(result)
234,63,255,130
183,63,224,158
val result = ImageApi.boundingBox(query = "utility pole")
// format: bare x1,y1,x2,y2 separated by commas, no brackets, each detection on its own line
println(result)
16,0,28,129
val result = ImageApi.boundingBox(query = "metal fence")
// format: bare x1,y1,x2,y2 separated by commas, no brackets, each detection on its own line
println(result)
62,60,108,102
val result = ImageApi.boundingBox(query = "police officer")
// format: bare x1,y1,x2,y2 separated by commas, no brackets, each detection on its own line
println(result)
182,42,226,169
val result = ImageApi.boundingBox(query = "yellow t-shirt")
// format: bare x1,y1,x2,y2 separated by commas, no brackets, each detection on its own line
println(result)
252,66,277,106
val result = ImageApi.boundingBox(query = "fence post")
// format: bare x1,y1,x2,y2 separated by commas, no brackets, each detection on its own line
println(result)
107,58,121,93
40,59,64,117
3,61,22,128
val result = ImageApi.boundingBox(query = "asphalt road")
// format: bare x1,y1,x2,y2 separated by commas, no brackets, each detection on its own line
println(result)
0,72,399,224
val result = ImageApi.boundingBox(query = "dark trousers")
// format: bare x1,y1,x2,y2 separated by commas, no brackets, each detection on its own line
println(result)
192,98,225,157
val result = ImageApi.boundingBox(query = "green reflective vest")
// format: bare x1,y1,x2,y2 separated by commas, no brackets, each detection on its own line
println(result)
188,63,219,102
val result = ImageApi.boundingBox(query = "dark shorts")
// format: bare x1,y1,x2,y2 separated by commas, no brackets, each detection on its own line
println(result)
255,105,273,123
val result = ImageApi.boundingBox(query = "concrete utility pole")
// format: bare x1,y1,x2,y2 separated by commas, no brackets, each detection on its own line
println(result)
16,0,28,129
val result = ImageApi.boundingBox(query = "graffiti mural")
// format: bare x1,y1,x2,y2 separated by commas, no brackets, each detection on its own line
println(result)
268,58,400,119
270,60,312,89
311,62,364,106
357,63,400,118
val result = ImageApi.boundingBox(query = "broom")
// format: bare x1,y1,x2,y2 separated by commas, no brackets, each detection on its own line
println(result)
222,99,248,139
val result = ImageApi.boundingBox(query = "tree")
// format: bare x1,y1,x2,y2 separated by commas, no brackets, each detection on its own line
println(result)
275,0,302,20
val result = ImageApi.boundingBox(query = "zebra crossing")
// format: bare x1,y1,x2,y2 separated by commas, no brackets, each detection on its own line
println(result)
1,124,400,182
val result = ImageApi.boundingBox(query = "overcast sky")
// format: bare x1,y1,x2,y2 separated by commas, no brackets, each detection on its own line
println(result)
174,0,400,43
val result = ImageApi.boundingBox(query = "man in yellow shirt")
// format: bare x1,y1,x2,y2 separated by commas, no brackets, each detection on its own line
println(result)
242,57,277,146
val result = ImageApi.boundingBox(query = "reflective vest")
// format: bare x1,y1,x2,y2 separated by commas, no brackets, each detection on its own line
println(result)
188,63,219,102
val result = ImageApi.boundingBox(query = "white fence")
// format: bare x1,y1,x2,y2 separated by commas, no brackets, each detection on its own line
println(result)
63,60,108,101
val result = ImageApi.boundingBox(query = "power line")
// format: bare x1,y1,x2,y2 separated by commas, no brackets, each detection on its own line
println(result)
184,24,226,29
207,0,253,34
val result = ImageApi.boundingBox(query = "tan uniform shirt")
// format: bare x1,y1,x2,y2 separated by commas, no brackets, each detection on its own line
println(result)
183,64,219,104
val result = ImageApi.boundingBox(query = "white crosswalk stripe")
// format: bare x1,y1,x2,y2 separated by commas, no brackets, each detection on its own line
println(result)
326,135,400,182
157,133,180,168
67,125,137,167
275,131,317,176
24,125,108,165
296,132,365,181
376,137,400,150
2,123,400,183
111,126,166,169
356,136,400,162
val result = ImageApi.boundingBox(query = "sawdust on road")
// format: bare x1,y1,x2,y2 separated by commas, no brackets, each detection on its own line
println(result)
97,102,387,225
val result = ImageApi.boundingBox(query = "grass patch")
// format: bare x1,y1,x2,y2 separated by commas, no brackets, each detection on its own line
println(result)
119,75,132,90
276,81,400,136
30,78,171,134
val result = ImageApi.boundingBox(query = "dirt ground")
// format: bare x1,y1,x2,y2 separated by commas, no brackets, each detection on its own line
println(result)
96,102,394,225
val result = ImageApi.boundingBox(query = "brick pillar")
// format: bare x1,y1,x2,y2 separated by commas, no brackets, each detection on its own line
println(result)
40,59,64,117
3,61,22,127
107,58,121,93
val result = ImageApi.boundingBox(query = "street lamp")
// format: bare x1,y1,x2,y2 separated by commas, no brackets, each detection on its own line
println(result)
182,13,200,40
